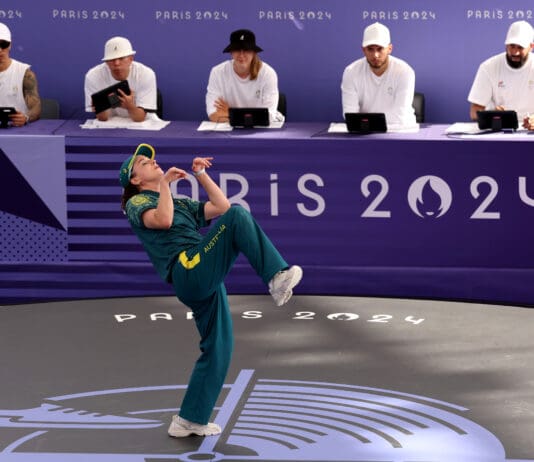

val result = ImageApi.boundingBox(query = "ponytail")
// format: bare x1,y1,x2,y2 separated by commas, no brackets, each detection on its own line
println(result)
121,183,140,212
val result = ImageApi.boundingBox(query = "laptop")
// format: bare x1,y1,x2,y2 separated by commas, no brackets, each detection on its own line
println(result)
345,113,387,134
229,107,269,128
477,110,518,131
91,80,131,114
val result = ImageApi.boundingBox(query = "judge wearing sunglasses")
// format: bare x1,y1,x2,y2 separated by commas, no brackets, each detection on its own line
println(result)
0,23,41,126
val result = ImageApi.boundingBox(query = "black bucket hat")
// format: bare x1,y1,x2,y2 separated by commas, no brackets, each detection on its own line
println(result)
223,29,263,53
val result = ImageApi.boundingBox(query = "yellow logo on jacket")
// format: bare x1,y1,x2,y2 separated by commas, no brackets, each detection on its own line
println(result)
178,251,200,269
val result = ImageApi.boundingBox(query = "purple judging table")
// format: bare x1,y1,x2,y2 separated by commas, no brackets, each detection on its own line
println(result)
2,120,534,305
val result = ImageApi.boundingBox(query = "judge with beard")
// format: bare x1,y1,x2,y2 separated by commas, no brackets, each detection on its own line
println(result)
468,20,534,128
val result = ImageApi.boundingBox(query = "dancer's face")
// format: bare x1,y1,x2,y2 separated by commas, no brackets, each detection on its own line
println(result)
130,156,163,186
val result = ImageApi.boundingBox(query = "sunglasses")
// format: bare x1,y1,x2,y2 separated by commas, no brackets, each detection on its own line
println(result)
0,41,10,49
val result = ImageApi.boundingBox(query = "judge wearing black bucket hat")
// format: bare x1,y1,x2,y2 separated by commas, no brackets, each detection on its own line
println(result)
206,29,284,123
222,29,263,53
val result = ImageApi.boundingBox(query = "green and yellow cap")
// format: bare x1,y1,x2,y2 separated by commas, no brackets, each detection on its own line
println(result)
119,143,155,188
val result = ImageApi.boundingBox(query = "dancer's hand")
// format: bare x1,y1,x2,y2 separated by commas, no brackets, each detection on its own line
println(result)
192,157,213,174
163,167,187,183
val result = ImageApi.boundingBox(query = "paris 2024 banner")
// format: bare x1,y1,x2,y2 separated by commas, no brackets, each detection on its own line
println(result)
2,0,534,123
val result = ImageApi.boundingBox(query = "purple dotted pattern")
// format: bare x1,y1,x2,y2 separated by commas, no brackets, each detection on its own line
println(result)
0,212,67,262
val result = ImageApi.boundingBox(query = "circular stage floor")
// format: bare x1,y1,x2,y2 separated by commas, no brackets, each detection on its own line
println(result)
0,295,532,461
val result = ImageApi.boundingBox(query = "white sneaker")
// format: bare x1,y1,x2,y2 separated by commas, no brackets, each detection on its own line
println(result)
167,415,221,437
268,265,303,307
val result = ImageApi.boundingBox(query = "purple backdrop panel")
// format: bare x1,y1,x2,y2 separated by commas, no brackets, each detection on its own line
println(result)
0,121,534,304
3,1,534,123
0,133,67,230
0,129,67,262
62,123,534,271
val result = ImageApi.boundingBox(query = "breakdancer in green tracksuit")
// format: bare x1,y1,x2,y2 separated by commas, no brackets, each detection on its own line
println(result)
119,144,302,437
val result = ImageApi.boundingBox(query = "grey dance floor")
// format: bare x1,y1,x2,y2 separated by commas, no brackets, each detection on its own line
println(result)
0,295,533,462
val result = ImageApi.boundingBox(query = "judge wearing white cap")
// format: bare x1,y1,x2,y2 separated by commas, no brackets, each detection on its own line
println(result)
84,36,157,122
341,22,417,129
0,22,41,126
468,20,534,126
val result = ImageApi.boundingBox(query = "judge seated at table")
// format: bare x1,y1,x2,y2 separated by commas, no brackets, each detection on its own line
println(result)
0,22,41,127
205,29,284,124
341,22,417,130
84,36,157,123
468,20,534,130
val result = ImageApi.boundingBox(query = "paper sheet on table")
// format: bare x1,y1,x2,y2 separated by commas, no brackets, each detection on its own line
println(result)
445,122,531,137
328,123,349,133
197,121,233,131
444,122,485,135
80,114,170,131
328,122,419,133
197,120,284,131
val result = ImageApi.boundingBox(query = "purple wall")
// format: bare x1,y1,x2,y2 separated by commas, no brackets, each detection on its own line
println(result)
3,0,533,123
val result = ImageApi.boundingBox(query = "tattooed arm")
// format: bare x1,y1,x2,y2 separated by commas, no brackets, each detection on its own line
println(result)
23,68,41,122
9,68,41,126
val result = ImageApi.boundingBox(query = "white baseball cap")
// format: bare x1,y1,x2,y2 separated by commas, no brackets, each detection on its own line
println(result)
102,36,136,61
505,20,534,49
362,22,391,48
0,23,12,42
